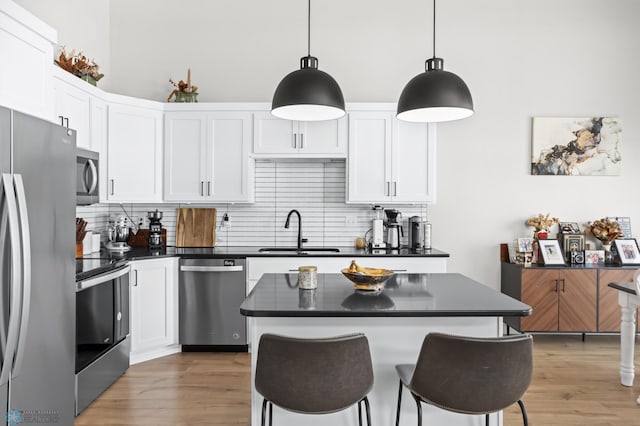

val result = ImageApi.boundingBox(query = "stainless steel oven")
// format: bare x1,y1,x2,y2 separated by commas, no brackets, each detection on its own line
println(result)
76,148,99,205
75,264,130,415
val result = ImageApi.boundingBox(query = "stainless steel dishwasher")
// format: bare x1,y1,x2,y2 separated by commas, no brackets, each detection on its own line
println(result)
179,258,247,350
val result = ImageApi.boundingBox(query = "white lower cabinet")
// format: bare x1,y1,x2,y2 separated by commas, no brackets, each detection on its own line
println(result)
130,257,180,364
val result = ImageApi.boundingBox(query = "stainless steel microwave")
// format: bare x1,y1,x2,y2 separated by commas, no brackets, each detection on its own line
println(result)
76,148,99,205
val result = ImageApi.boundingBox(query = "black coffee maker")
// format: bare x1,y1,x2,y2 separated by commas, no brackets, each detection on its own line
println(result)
147,209,163,249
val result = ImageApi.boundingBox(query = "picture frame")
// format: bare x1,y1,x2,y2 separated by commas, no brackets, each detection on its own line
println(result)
517,237,533,252
607,216,632,238
584,250,605,266
558,222,581,234
562,234,585,259
613,238,640,265
538,239,565,265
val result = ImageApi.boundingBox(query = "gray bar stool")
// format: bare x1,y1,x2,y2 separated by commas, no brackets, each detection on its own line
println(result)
255,333,374,426
395,332,533,426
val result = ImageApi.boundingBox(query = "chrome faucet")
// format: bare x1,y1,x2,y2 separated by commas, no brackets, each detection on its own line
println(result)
284,209,306,250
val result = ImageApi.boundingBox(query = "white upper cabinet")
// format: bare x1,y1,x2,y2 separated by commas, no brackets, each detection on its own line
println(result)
164,112,208,201
52,68,108,153
347,109,436,204
164,110,254,203
253,111,346,157
0,2,55,120
106,98,163,202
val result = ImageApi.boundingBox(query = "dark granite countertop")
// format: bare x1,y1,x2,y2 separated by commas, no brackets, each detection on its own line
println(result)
81,246,449,262
240,273,532,318
77,246,449,281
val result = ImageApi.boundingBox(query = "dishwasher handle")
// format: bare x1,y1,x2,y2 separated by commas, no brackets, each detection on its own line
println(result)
180,265,244,273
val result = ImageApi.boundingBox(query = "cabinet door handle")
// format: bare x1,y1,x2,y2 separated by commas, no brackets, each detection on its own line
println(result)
293,133,297,149
300,133,304,149
561,278,566,292
200,181,204,196
207,181,212,196
58,116,64,126
393,181,397,196
386,181,390,196
554,279,559,292
110,179,115,196
64,117,69,128
133,270,138,286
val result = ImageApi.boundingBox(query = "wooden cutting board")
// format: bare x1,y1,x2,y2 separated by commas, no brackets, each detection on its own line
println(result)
176,208,217,247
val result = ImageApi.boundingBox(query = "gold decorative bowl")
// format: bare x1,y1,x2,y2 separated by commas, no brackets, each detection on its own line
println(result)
341,261,394,292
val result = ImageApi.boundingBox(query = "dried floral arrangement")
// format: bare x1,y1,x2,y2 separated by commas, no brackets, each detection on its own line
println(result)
167,69,198,102
525,213,559,232
54,47,104,82
587,218,622,244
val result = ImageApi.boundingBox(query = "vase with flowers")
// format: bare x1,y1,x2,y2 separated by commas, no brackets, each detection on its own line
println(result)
525,213,559,264
588,218,622,263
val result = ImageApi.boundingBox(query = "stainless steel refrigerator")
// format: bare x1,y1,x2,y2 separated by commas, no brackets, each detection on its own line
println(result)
0,107,75,425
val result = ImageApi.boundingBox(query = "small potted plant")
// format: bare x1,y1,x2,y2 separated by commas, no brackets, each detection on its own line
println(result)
54,47,104,86
167,69,198,102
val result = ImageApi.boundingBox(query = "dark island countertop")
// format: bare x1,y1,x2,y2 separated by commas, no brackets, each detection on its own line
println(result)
240,272,532,318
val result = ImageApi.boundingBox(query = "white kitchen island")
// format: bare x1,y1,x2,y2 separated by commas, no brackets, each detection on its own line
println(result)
240,272,531,426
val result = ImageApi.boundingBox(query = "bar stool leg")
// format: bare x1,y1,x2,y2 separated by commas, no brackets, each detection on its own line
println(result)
395,380,403,426
363,396,372,426
412,393,422,426
261,399,268,426
485,413,490,426
358,399,363,426
517,399,529,426
268,401,273,426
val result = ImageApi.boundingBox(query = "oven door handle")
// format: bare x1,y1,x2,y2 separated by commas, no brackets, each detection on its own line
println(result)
0,174,23,387
77,265,131,291
180,265,244,273
12,175,31,378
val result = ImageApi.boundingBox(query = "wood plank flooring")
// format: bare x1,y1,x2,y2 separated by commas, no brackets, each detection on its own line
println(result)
76,335,640,425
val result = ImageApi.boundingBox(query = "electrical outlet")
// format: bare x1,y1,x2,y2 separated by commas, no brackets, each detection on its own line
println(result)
345,215,357,225
221,213,230,228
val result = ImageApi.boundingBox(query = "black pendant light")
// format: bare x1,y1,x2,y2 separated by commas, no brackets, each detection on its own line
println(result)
271,0,345,121
397,0,473,123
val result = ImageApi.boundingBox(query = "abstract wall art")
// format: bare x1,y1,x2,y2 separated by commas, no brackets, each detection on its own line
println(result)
531,117,622,175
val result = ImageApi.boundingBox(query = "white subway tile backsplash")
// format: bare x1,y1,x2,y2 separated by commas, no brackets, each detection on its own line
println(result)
76,159,428,248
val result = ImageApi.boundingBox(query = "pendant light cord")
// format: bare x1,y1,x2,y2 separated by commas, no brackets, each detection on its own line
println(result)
432,0,436,58
307,0,311,56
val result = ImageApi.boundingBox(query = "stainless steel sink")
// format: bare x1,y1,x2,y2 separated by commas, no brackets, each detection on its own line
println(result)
258,247,340,253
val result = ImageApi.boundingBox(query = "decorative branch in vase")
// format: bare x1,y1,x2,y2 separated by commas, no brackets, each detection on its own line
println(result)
525,213,559,240
54,46,104,86
167,68,199,102
587,218,622,247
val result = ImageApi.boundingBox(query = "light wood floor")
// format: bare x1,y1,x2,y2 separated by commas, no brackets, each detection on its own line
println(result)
76,334,640,425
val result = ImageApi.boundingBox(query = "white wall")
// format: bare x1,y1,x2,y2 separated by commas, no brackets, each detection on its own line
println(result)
24,0,640,288
15,0,111,88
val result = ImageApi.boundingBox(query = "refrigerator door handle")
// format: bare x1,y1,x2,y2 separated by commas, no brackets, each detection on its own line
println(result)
12,175,31,377
0,174,23,387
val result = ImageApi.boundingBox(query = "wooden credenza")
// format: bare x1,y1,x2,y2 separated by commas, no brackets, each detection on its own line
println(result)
501,262,638,333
